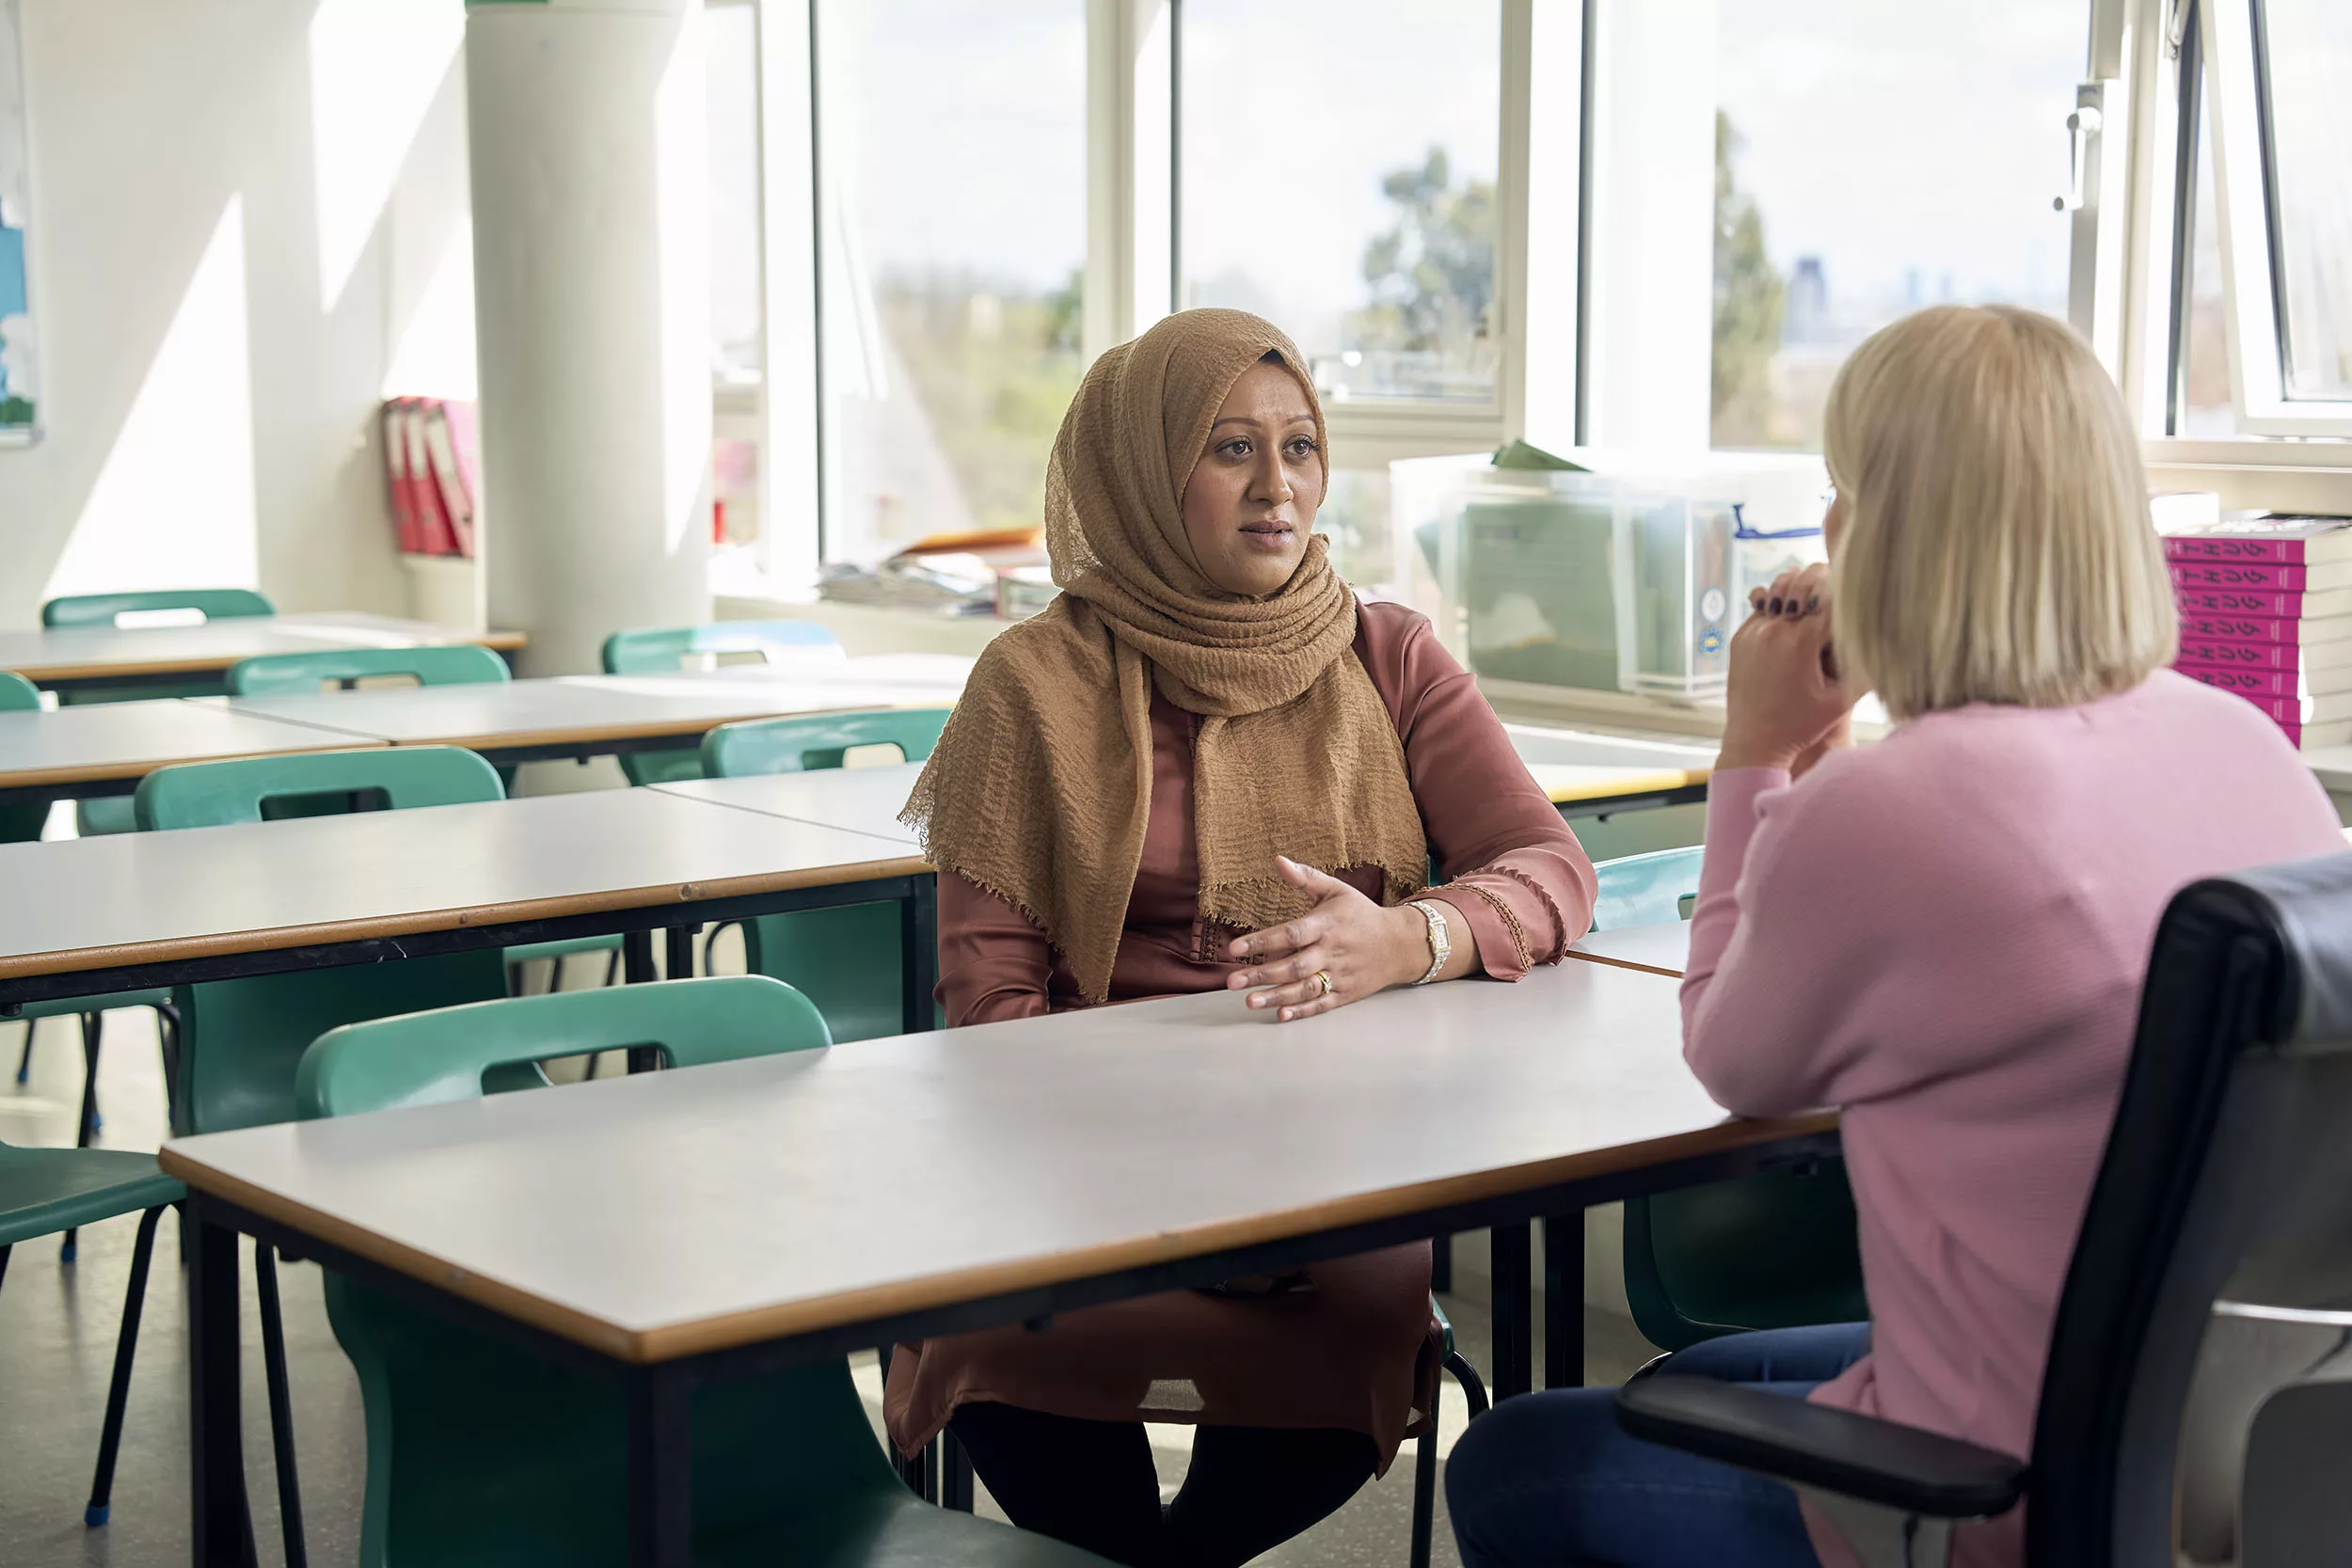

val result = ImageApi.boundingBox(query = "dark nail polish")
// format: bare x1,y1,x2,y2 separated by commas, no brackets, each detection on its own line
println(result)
1806,594,1820,611
1768,597,1782,613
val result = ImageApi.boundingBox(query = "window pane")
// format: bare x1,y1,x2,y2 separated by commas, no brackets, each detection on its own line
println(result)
1711,1,2075,450
2258,0,2352,400
2179,89,2234,436
708,3,762,385
1180,1,1501,404
816,0,1086,563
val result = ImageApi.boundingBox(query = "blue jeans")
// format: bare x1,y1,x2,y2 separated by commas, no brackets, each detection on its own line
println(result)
1446,1323,1872,1568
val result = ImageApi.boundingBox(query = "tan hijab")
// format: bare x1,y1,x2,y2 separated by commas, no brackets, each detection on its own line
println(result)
902,309,1429,1002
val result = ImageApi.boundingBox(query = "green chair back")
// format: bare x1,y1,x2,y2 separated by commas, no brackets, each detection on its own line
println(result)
1589,844,1705,930
227,644,509,696
135,747,508,1135
1589,845,1869,1350
700,707,952,779
41,588,275,628
0,671,46,844
297,976,830,1117
602,620,843,787
600,618,841,676
703,708,948,1044
294,978,901,1568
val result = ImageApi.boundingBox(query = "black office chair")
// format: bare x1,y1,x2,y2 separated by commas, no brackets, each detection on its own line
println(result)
1617,850,2352,1567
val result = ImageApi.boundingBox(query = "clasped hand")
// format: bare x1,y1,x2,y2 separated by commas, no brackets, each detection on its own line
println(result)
1224,856,1430,1022
1720,562,1856,777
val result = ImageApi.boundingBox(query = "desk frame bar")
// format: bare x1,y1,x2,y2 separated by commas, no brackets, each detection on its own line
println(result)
184,1125,1837,1568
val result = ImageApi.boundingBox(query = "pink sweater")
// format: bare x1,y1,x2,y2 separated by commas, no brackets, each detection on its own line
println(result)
1681,671,2344,1568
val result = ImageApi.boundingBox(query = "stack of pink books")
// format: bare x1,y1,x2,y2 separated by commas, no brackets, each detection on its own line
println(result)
2165,517,2352,749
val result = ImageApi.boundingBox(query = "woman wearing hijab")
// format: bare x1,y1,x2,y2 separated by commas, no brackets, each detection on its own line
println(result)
890,309,1598,1567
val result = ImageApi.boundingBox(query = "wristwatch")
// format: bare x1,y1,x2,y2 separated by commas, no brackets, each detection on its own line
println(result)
1407,898,1451,985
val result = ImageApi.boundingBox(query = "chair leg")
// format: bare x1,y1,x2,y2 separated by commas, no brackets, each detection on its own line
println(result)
85,1205,165,1526
602,947,622,987
1409,1421,1438,1568
254,1242,309,1568
155,1002,183,1130
1432,1231,1453,1294
1444,1349,1491,1418
76,1010,103,1144
582,1051,599,1082
13,1012,34,1084
62,1013,105,1262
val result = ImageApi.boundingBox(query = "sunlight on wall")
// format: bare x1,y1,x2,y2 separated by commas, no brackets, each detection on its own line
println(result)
309,0,465,312
382,217,477,400
47,198,259,598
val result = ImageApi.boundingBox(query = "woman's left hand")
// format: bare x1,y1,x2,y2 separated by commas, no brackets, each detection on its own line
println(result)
1225,856,1430,1022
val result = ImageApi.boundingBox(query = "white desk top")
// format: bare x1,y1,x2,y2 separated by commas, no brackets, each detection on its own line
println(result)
1567,921,1692,978
161,957,1820,1364
0,702,385,791
0,613,522,683
651,763,925,846
194,667,965,752
0,788,922,986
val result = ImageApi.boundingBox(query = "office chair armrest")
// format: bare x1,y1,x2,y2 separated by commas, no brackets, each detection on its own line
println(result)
1615,1376,2026,1520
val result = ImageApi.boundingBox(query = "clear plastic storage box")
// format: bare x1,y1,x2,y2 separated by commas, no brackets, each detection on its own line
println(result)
1395,449,1827,703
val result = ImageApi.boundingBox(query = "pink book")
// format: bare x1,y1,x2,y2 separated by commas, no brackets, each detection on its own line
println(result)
2162,518,2352,564
2174,585,2352,618
2168,560,2352,593
2175,610,2352,644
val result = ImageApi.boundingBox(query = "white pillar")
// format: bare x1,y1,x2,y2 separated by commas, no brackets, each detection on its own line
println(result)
466,0,711,676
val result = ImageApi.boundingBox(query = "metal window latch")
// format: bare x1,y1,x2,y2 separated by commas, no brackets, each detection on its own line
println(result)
2055,92,2105,213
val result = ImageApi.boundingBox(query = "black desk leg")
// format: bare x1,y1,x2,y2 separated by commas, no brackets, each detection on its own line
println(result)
624,931,660,1072
626,1369,692,1568
1432,1232,1453,1294
1542,1214,1583,1389
942,1430,975,1512
665,926,695,982
1490,1220,1532,1402
900,876,939,1035
188,1206,258,1568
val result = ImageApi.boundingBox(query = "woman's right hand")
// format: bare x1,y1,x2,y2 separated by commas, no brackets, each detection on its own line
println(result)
1720,562,1854,774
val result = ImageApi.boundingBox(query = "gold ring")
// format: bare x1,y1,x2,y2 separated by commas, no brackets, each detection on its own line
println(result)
1311,970,1334,997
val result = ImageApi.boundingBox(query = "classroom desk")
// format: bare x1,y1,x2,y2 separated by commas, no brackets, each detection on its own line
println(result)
0,788,936,1028
649,763,925,844
0,612,525,694
1567,921,1692,978
194,669,968,768
1504,723,1714,816
0,704,388,808
160,956,1837,1567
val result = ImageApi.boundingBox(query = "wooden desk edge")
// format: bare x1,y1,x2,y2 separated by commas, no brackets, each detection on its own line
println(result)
162,1110,1837,1366
0,854,931,982
386,703,948,754
1562,950,1687,980
5,629,527,684
0,738,391,791
1539,767,1711,806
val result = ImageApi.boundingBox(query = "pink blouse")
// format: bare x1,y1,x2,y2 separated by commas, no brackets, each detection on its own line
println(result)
1682,671,2344,1568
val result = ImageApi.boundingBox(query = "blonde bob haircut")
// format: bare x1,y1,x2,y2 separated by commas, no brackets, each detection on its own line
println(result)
1824,305,2176,721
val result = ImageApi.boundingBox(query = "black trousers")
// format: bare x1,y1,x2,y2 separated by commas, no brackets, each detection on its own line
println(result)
950,1400,1380,1568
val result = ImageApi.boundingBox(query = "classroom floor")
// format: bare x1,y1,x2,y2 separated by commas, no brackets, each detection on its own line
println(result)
0,983,1659,1568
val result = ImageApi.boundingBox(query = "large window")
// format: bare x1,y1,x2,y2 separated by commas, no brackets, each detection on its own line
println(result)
2251,0,2352,402
814,0,1087,565
1178,0,1501,406
1708,0,2077,451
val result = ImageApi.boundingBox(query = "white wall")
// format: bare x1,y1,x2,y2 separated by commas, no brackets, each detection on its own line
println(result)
0,0,473,628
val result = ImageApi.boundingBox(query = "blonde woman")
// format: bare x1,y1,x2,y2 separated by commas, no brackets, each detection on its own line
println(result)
1446,306,2344,1568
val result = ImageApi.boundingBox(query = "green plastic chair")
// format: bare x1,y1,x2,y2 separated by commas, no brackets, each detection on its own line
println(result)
1588,846,1869,1351
700,709,951,1044
41,588,276,628
0,670,177,1253
295,977,1109,1568
222,648,614,984
0,1140,183,1528
601,620,843,787
40,591,279,834
226,643,511,695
